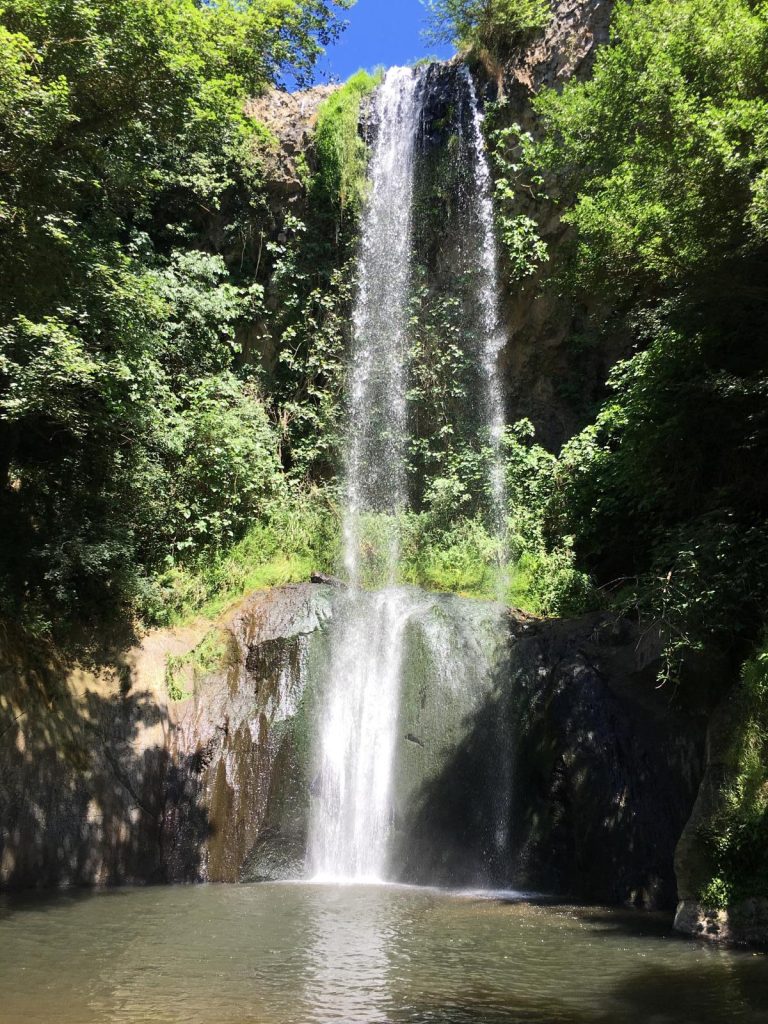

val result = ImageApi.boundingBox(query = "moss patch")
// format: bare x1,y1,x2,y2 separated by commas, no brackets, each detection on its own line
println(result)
314,69,382,217
698,640,768,906
165,627,238,702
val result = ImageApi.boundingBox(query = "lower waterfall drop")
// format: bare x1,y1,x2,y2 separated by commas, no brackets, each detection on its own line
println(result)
309,588,424,881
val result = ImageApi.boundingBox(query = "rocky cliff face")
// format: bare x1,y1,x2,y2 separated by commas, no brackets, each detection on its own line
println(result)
246,85,336,205
164,584,333,883
238,0,620,454
504,0,614,92
1,583,704,913
480,0,626,451
0,587,332,889
508,615,704,907
674,697,768,946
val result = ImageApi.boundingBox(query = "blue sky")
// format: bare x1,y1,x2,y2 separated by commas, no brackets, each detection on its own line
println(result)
315,0,455,83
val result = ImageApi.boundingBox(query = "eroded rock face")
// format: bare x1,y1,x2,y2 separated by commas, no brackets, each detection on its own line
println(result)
0,637,169,889
245,86,336,200
505,0,614,93
0,586,334,890
164,584,334,883
0,583,705,918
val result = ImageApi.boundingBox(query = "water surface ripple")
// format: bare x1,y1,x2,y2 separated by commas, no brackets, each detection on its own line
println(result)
2,883,767,1024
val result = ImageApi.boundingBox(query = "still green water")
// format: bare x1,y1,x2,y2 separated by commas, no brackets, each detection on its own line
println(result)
1,883,767,1024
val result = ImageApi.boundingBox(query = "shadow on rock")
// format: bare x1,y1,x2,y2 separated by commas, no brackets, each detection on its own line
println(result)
391,613,707,909
0,630,210,890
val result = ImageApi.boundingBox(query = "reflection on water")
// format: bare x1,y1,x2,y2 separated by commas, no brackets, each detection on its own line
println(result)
1,883,767,1024
307,885,394,1022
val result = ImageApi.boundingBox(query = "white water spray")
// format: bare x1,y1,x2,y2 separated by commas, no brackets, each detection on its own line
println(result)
462,68,510,589
308,68,424,882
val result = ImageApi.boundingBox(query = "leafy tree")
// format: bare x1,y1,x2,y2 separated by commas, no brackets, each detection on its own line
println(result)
531,0,768,679
425,0,549,56
0,0,349,640
534,0,768,295
161,374,284,558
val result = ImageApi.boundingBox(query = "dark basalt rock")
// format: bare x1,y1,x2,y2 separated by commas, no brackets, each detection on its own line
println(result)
310,572,345,588
506,615,705,908
390,611,705,909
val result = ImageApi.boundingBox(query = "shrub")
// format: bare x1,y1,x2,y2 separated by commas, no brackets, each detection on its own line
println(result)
426,0,550,57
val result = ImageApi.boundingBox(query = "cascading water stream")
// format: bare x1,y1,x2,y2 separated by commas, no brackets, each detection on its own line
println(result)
308,67,424,882
462,67,510,592
308,64,512,884
459,69,514,841
342,66,423,584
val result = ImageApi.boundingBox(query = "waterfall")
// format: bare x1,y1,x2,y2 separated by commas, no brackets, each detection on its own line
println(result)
462,67,509,585
308,64,511,884
308,67,424,882
342,65,423,584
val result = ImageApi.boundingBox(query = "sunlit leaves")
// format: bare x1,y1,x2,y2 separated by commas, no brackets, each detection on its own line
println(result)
425,0,549,57
534,0,768,291
0,0,345,636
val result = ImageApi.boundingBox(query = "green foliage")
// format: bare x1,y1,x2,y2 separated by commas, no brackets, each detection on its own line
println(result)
548,316,768,681
263,73,381,483
426,0,550,57
496,213,548,283
502,420,594,616
698,640,768,907
402,514,505,599
330,418,594,617
161,375,284,558
534,0,768,294
0,0,349,641
484,117,548,283
528,0,768,686
141,487,341,627
266,215,353,481
314,69,381,218
144,434,594,624
153,251,260,380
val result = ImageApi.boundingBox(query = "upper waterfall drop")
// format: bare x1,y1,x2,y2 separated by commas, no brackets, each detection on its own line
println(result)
461,66,510,587
308,66,425,883
342,65,424,586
